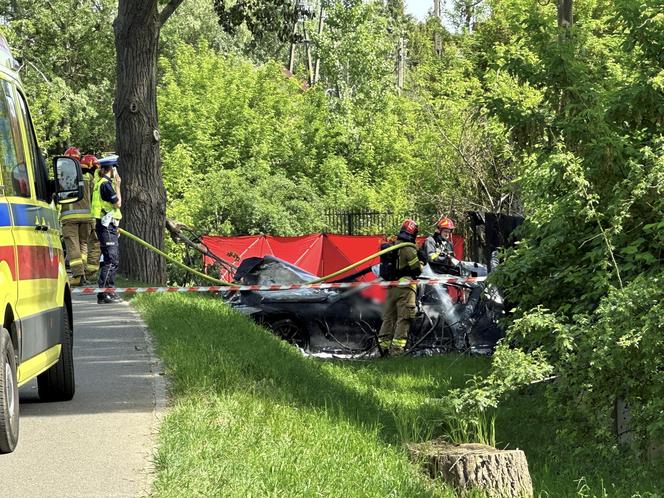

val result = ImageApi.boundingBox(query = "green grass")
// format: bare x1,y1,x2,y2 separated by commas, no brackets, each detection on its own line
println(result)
115,275,155,289
133,294,664,497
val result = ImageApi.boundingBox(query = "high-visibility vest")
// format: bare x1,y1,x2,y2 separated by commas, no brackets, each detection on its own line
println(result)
91,175,122,221
60,172,93,222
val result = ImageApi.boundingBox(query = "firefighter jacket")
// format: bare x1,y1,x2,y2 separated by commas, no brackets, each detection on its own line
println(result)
59,170,93,223
396,245,422,280
423,233,454,263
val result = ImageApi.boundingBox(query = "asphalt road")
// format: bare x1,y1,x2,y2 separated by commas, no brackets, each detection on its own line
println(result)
0,296,166,498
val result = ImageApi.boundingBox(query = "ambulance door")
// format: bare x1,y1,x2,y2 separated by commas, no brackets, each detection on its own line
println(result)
0,172,17,314
0,80,54,360
15,87,60,313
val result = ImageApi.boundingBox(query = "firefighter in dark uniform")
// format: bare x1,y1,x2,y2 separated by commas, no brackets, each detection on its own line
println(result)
378,219,423,356
423,216,459,274
91,162,122,304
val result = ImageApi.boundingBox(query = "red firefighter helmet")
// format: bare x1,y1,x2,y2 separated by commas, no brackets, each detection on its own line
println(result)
80,154,99,169
436,216,455,231
64,146,81,160
398,219,419,241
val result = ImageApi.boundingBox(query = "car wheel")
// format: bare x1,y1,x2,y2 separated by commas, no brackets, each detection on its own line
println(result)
38,310,75,402
0,327,19,453
269,318,308,349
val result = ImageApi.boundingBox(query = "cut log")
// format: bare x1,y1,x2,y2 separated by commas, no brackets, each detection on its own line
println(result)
409,441,533,497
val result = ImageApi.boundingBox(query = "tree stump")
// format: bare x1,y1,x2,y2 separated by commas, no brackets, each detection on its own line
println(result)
409,441,533,497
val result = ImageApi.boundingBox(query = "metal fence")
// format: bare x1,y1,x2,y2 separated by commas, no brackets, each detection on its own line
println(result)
323,209,407,235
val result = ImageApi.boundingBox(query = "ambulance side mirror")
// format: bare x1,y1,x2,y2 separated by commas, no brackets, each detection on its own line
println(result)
53,156,84,204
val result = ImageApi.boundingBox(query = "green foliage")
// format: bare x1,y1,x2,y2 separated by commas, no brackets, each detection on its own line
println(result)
213,0,307,45
158,44,331,234
443,411,496,447
160,0,240,59
157,36,506,236
1,0,117,153
406,36,519,215
314,0,397,103
447,341,553,417
461,0,664,456
550,274,664,454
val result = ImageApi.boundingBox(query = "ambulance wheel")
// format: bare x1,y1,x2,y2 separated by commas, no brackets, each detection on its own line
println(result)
270,319,308,349
38,311,75,402
0,327,19,453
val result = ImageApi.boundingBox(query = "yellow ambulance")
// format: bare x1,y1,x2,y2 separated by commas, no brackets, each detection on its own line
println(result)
0,35,83,453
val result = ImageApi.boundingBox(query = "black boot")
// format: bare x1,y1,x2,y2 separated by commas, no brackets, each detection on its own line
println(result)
98,293,123,304
109,293,123,303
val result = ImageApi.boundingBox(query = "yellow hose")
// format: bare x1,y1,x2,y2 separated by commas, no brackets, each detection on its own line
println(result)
120,227,416,286
118,228,232,286
305,242,418,284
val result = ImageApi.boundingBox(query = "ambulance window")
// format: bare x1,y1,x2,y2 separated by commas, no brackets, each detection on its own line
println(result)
0,81,30,198
17,90,49,202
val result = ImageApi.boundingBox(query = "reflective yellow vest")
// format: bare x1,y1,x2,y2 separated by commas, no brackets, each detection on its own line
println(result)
91,176,122,221
59,172,93,222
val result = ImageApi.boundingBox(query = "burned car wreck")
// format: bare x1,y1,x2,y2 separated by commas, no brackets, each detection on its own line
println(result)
225,255,504,356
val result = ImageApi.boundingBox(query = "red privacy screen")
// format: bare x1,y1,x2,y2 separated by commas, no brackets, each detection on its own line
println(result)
202,233,464,283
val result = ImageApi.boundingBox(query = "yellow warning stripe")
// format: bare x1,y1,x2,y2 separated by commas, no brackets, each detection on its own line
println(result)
10,229,62,248
17,344,61,386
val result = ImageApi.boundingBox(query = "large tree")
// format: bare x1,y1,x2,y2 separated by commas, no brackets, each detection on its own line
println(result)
114,0,184,283
115,0,303,283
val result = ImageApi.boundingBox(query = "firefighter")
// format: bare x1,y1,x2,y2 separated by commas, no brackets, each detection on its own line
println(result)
81,154,102,280
60,147,92,285
423,216,458,273
378,219,423,356
92,161,122,304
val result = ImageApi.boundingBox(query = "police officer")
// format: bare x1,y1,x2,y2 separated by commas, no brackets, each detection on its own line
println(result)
60,147,92,286
92,162,122,304
378,219,423,356
423,216,458,274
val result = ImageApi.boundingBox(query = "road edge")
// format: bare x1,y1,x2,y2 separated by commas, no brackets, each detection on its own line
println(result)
125,301,169,497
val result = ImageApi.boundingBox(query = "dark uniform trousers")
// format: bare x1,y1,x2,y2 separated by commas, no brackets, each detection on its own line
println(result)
96,219,119,292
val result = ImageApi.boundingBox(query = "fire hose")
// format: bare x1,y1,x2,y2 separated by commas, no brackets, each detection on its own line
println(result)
118,228,231,286
71,228,487,295
307,242,418,284
78,228,422,290
161,220,419,285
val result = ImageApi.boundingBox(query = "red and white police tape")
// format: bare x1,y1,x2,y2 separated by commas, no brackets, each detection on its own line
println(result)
70,276,487,294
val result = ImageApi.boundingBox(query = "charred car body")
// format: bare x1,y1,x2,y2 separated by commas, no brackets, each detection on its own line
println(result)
225,256,504,356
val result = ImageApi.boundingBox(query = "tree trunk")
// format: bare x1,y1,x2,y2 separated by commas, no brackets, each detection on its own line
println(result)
396,37,405,95
409,441,533,497
557,0,573,28
313,5,324,85
113,0,167,284
303,22,314,86
433,0,442,57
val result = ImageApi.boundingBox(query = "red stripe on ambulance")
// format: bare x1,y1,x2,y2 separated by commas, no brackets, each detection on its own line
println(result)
16,245,60,280
0,245,17,280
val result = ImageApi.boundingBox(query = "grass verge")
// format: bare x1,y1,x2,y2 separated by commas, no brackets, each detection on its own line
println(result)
134,294,664,497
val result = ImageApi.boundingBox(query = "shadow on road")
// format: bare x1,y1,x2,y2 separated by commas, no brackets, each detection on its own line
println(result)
18,296,159,418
